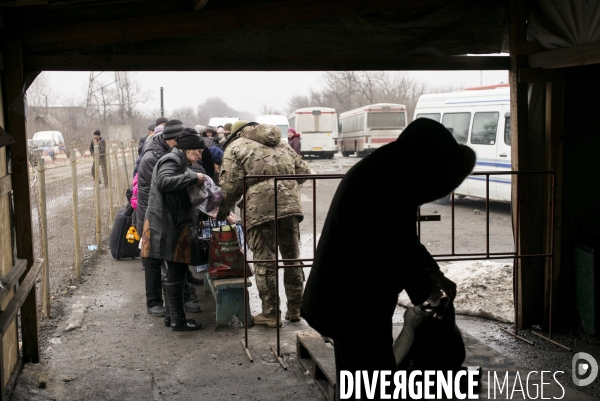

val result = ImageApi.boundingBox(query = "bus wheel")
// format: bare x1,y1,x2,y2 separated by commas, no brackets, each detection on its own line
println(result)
342,151,351,157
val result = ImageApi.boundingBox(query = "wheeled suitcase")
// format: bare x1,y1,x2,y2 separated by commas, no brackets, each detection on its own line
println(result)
109,206,140,260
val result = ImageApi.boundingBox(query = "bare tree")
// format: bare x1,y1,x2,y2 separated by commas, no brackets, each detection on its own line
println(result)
287,71,460,121
170,107,199,127
258,104,283,115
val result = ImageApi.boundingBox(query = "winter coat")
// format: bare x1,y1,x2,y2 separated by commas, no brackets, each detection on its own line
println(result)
203,137,216,148
301,143,440,339
89,137,107,160
218,124,311,230
140,147,199,263
135,134,171,234
138,135,148,156
288,135,301,155
131,174,138,210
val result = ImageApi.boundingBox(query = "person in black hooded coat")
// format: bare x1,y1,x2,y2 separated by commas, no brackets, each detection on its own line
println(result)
301,118,476,398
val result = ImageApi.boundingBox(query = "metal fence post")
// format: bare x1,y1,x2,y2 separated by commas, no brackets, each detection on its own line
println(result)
70,151,82,281
37,158,51,318
94,145,102,252
120,142,130,189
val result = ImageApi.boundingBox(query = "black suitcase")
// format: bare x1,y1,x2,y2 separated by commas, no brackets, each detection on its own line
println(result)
109,206,141,260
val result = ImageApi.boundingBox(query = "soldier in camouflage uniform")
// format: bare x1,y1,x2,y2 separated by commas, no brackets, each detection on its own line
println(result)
218,121,311,327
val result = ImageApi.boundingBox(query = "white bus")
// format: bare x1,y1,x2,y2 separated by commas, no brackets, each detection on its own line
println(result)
413,84,511,203
288,107,338,158
338,103,407,157
207,117,239,128
254,114,289,143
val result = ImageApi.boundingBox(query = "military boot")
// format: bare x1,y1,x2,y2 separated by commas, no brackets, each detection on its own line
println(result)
252,313,282,328
285,308,301,322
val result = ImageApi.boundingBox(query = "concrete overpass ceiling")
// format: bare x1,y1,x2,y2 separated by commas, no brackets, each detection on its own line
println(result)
0,0,509,71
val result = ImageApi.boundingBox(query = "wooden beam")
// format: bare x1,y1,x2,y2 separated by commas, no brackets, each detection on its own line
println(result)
2,38,39,364
0,174,10,197
0,259,27,307
529,41,600,69
18,0,463,53
0,259,42,336
518,68,565,83
509,0,535,330
24,54,510,72
192,0,209,12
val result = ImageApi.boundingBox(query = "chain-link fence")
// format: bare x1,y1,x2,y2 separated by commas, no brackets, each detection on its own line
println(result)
29,140,138,317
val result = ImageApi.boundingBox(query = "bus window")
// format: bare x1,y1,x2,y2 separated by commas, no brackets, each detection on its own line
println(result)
471,112,499,145
441,112,470,144
288,116,296,128
367,112,406,128
297,113,337,133
415,113,441,122
504,116,511,146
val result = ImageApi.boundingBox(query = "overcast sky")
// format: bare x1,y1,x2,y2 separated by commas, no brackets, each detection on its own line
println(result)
41,70,508,117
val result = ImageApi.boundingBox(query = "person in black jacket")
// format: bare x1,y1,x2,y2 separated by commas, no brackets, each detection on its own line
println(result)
141,128,206,331
301,118,475,397
137,120,183,317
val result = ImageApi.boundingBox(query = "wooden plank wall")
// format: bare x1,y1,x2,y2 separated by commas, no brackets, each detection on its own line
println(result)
0,62,20,389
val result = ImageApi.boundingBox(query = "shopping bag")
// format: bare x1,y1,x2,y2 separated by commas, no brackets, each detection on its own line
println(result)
394,298,465,370
188,175,223,219
208,224,252,279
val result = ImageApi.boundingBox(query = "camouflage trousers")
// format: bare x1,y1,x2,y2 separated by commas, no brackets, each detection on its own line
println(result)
247,217,304,317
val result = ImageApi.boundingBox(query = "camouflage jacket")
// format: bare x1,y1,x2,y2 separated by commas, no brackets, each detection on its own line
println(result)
219,124,311,230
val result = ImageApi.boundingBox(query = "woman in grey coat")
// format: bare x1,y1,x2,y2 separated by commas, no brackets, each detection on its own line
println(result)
141,128,207,331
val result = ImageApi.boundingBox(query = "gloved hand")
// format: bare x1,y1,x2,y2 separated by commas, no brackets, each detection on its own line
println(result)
431,270,457,301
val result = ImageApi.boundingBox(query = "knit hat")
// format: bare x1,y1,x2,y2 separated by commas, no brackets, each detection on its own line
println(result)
223,123,232,132
177,128,205,150
148,123,156,131
156,117,168,126
163,119,185,140
93,130,101,136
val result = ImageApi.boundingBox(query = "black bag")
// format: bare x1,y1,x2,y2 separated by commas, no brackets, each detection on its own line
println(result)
394,298,466,370
109,208,141,260
195,218,212,266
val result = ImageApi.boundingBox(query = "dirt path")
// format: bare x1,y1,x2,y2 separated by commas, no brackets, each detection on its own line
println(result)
12,253,323,401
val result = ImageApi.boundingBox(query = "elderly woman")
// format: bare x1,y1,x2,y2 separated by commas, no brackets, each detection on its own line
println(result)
141,128,206,331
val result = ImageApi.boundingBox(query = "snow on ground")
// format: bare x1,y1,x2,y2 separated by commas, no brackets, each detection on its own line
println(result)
398,260,514,322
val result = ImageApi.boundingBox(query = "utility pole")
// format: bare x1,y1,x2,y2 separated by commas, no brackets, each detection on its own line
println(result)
160,87,164,117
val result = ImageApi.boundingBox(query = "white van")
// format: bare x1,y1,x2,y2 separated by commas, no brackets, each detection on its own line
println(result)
207,117,239,128
32,130,66,157
254,115,289,143
288,107,338,158
413,85,511,203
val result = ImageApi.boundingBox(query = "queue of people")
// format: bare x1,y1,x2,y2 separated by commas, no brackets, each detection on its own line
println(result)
131,116,309,332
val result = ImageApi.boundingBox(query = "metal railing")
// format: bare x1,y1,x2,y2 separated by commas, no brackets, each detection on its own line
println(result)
238,169,562,365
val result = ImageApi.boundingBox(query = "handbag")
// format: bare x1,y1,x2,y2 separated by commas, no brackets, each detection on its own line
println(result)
208,223,252,279
394,298,466,370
